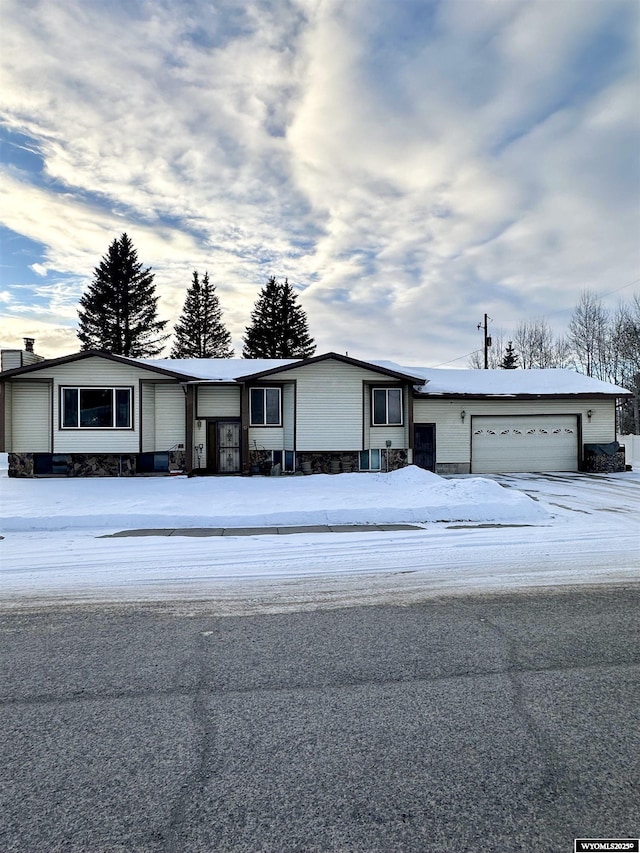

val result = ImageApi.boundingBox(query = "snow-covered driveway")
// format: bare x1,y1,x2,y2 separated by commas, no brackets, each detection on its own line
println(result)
1,470,638,609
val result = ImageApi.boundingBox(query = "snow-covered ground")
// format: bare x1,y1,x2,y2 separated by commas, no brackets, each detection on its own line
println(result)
1,463,638,610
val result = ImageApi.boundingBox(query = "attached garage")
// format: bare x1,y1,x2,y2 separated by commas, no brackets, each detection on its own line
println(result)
471,414,578,474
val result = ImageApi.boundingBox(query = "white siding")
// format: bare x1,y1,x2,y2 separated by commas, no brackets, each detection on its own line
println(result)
413,397,617,467
291,360,393,451
11,382,51,452
15,356,181,453
154,385,185,450
364,384,409,451
283,383,294,450
3,382,11,450
141,383,156,452
197,386,240,418
248,427,284,451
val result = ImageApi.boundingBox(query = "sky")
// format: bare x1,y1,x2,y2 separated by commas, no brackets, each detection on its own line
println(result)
1,0,639,368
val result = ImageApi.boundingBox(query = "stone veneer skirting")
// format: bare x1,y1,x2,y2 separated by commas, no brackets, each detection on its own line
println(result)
8,451,186,478
249,449,409,475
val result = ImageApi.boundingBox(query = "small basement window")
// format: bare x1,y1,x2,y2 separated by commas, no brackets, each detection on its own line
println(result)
359,449,381,471
138,452,169,473
272,450,295,472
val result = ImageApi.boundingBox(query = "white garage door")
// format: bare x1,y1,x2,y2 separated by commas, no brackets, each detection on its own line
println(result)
471,415,578,473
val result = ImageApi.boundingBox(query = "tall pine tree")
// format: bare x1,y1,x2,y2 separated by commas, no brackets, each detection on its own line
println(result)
242,277,315,358
171,271,233,358
77,233,168,356
500,341,519,369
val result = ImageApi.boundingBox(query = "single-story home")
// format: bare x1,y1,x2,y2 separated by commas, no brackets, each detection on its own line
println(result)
0,347,631,477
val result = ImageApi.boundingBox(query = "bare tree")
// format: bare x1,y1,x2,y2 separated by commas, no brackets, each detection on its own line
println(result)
614,295,640,433
514,319,566,368
568,290,611,380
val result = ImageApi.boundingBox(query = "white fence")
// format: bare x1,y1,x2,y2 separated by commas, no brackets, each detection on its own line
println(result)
618,435,640,470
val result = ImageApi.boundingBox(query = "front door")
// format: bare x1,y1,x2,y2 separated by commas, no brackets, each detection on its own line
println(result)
207,420,241,474
413,423,436,472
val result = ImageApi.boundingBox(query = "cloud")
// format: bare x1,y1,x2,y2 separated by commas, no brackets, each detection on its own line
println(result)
0,0,638,365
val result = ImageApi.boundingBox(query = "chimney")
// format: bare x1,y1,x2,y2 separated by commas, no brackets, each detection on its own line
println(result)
23,337,35,353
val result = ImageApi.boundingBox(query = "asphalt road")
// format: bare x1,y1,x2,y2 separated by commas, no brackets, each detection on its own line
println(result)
1,586,639,853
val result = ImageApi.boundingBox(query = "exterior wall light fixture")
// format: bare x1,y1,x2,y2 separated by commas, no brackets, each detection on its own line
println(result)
587,410,593,421
460,410,466,422
197,420,202,429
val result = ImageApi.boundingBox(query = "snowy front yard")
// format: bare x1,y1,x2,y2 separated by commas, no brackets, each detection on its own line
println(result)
1,466,638,607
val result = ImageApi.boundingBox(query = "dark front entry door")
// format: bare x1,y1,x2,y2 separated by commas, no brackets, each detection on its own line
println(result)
207,420,241,474
413,424,436,472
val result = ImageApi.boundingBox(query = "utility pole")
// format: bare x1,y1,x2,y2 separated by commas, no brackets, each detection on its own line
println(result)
477,314,492,369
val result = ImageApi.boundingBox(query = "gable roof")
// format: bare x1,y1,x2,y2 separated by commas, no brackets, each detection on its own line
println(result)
1,349,632,397
0,350,198,381
233,351,426,383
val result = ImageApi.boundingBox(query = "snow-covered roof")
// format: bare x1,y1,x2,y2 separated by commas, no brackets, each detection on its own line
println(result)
374,362,631,396
2,350,630,397
139,357,299,381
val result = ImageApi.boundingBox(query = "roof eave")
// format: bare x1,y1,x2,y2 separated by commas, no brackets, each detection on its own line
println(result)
413,390,633,399
236,351,426,383
0,350,199,381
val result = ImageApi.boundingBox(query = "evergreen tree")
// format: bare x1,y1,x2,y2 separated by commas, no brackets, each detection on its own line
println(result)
500,341,519,369
242,277,315,358
77,233,168,356
171,271,233,358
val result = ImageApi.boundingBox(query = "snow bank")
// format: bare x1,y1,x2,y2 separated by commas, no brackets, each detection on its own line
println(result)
0,466,548,533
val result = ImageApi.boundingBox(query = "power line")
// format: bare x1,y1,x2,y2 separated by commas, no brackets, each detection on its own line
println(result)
426,276,640,371
530,276,640,322
428,349,481,368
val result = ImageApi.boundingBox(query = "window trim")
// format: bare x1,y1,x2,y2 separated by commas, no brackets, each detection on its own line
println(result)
249,386,282,427
60,386,134,430
371,387,403,426
359,449,382,471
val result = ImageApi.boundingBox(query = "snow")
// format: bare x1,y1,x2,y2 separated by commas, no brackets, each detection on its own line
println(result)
139,357,298,381
0,466,547,531
1,464,638,609
139,356,631,395
375,361,632,396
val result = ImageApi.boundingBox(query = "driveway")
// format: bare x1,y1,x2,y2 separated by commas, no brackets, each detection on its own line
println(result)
483,470,640,517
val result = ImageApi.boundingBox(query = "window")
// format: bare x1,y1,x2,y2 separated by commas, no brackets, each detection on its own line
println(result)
359,449,381,471
62,387,132,429
250,387,281,426
272,450,295,472
372,388,402,425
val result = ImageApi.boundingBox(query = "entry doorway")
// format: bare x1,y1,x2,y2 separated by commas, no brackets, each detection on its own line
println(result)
413,423,436,472
207,420,242,474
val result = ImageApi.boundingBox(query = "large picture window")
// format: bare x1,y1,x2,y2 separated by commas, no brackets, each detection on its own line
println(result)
62,387,132,429
372,388,403,425
250,387,281,426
